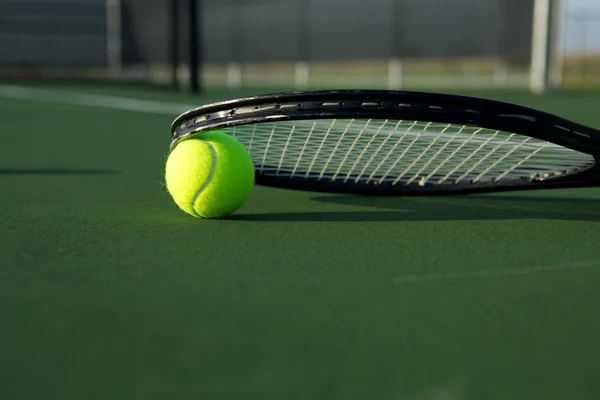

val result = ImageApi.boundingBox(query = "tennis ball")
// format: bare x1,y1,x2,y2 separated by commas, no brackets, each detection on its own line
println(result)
165,131,255,218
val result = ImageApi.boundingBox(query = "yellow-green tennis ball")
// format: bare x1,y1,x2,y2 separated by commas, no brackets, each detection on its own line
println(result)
165,131,255,218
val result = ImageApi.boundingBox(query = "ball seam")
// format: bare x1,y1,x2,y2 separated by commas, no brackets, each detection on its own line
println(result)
192,139,218,217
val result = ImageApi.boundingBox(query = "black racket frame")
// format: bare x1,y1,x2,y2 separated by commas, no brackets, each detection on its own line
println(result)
170,90,600,195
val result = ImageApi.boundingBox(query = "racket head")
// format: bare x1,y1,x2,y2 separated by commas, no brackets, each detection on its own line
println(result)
170,90,600,195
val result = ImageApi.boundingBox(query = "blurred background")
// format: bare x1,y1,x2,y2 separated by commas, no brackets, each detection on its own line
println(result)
0,0,597,94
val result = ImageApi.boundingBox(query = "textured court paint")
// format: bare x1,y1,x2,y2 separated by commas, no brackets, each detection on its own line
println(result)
393,259,600,283
3,88,600,400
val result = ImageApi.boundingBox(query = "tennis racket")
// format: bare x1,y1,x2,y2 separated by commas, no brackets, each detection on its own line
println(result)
169,90,600,195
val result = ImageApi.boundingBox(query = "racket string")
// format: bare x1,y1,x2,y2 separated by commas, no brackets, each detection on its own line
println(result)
228,119,594,187
342,118,393,182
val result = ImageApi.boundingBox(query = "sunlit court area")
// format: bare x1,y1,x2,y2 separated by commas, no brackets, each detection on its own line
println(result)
1,0,600,399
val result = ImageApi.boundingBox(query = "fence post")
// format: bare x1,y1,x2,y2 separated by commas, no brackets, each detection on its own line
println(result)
188,0,201,93
106,0,122,77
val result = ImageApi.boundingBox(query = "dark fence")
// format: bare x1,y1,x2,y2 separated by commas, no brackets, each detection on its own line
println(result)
199,0,534,64
0,0,107,67
0,0,535,81
119,0,535,66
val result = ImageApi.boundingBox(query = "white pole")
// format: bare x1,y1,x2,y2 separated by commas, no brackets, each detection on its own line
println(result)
493,62,509,86
549,0,564,88
106,0,122,76
388,59,404,90
295,61,310,90
529,0,554,93
227,62,243,90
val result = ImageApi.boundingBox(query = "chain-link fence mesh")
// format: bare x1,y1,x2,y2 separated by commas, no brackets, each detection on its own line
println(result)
0,0,107,67
199,0,533,63
0,0,547,89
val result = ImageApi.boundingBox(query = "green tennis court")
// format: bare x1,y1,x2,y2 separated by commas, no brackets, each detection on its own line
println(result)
1,84,600,399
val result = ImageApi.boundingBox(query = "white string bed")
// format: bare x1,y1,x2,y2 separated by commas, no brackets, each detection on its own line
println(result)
226,119,594,186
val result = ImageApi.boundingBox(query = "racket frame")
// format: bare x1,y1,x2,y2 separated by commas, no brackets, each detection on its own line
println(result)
170,90,600,195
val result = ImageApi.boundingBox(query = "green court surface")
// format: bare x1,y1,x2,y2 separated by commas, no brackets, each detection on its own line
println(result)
1,84,600,400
